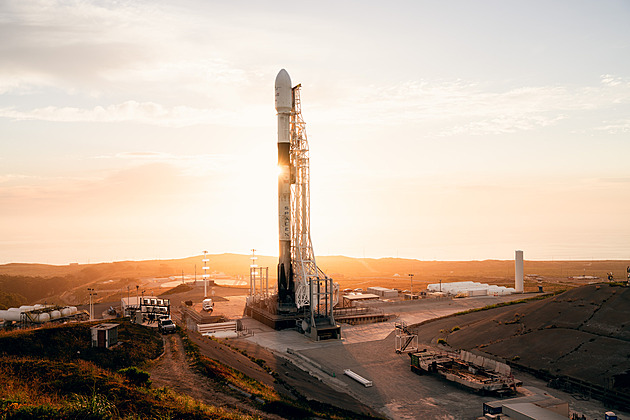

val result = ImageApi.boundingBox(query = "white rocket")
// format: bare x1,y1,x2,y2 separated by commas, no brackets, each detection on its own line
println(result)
275,69,294,304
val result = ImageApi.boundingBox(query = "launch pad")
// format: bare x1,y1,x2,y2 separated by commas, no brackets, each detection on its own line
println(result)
244,69,340,340
245,297,340,340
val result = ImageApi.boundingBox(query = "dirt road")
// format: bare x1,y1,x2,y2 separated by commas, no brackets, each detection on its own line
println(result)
147,334,284,419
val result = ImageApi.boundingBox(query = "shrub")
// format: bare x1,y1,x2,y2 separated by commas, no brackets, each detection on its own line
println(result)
451,326,460,332
67,392,118,420
4,403,61,420
437,338,447,345
118,366,151,387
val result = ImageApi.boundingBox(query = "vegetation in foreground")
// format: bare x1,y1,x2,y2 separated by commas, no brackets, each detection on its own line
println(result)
0,320,256,419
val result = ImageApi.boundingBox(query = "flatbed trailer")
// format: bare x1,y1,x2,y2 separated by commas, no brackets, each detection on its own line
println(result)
409,349,521,396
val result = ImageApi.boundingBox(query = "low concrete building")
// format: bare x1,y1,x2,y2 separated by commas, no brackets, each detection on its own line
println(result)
483,387,569,418
342,293,379,307
367,287,398,299
503,402,568,420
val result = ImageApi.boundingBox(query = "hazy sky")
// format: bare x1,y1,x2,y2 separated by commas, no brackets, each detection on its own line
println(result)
1,0,629,264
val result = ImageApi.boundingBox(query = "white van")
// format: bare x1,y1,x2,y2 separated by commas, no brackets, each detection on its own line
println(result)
202,298,214,312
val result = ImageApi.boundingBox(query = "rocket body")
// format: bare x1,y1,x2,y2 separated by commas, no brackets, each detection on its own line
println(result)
275,69,294,305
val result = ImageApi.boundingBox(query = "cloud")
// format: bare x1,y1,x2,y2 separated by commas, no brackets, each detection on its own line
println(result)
0,101,269,127
595,118,630,134
0,1,264,101
311,75,630,137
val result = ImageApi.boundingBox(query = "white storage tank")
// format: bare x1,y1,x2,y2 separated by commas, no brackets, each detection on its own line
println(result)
37,313,51,323
50,310,61,320
69,306,78,314
0,310,22,322
61,307,72,317
19,305,35,312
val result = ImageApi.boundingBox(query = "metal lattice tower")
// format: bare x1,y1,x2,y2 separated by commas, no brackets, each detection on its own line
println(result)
290,86,338,319
290,85,318,308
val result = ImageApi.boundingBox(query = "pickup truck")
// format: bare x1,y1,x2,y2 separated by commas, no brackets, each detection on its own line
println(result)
158,317,176,334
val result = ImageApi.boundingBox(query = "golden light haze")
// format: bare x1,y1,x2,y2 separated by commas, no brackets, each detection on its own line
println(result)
1,1,629,263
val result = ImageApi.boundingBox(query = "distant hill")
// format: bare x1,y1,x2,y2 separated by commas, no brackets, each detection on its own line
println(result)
1,254,628,306
2,254,628,281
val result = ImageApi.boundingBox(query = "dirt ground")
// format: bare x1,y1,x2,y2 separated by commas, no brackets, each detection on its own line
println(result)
147,334,286,419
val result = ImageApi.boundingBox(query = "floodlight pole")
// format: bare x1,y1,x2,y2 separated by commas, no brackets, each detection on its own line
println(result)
408,274,414,300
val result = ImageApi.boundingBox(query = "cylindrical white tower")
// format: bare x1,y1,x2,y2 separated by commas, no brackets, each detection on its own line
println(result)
515,250,524,292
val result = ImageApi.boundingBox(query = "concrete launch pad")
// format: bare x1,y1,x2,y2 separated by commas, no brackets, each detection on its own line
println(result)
245,305,303,330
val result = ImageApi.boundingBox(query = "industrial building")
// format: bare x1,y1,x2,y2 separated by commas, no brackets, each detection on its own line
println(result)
483,387,569,418
366,286,398,299
121,296,170,322
427,281,516,296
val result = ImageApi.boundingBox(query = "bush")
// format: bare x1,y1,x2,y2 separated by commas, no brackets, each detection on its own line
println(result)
118,366,151,387
437,338,447,345
4,404,61,420
451,326,460,332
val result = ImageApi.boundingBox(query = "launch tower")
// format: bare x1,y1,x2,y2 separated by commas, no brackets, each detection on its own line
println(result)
247,69,339,340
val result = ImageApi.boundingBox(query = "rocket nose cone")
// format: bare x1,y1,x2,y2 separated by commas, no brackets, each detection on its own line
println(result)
275,69,291,90
275,69,292,112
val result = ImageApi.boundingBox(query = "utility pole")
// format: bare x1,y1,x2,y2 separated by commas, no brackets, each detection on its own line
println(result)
202,251,210,298
408,274,414,300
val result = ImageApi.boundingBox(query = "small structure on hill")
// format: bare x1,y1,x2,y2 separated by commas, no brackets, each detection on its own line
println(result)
90,323,119,349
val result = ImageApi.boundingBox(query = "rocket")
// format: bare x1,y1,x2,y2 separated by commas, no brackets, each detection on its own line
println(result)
275,69,294,305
